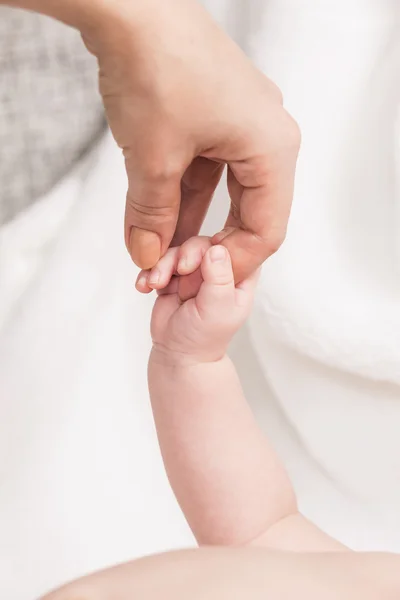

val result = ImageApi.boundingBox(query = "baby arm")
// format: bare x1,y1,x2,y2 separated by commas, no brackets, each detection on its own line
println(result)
149,352,294,546
141,238,346,551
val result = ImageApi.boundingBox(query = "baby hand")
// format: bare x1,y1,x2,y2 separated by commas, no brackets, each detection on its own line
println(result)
136,237,259,364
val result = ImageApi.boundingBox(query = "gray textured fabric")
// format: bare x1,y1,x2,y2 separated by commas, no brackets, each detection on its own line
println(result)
0,7,106,224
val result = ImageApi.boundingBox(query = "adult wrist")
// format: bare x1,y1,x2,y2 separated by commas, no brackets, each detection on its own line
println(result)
2,0,104,30
2,0,149,38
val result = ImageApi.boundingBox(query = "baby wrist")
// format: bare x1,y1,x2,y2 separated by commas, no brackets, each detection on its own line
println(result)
150,345,226,369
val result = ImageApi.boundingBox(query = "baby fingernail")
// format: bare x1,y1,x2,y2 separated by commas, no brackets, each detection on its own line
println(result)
136,274,148,289
178,257,187,272
210,246,227,262
148,269,160,285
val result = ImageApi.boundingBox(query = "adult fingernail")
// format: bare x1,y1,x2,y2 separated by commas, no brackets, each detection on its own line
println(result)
210,246,227,262
148,268,160,286
129,228,161,270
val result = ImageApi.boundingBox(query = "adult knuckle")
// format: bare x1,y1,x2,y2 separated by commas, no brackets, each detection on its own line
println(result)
128,197,174,219
262,228,286,256
126,188,178,228
254,111,301,160
268,80,284,105
263,110,301,155
230,159,268,188
258,72,284,105
282,112,302,151
141,156,182,184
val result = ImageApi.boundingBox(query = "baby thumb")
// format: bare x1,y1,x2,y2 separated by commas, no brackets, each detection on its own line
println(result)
196,246,235,316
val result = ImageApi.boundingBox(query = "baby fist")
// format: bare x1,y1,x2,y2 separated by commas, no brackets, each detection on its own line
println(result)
137,237,259,364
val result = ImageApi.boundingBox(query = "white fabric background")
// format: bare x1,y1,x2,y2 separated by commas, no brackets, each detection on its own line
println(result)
1,1,400,598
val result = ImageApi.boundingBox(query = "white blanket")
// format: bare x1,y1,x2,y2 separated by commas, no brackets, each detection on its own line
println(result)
1,1,400,598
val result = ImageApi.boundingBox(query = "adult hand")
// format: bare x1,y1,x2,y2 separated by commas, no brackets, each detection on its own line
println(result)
5,0,300,290
40,547,399,600
83,0,300,286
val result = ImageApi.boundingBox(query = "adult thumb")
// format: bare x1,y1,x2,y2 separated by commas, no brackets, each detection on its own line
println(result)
124,165,183,270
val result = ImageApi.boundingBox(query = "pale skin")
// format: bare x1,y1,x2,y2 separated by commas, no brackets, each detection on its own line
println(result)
5,0,300,298
41,241,400,599
42,548,400,600
2,0,398,596
145,238,346,551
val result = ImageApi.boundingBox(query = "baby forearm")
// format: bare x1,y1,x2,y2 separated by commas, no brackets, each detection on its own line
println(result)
148,350,297,546
147,242,347,552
